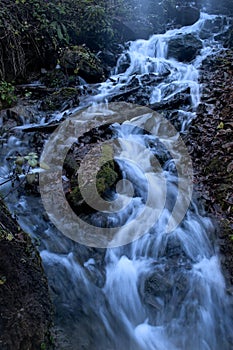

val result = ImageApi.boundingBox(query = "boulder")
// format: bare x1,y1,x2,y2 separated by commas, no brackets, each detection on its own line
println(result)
167,33,203,62
63,125,121,213
60,46,105,83
97,50,118,68
113,19,154,42
175,6,200,27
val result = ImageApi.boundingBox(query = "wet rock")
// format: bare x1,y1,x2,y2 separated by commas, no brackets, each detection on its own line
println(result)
97,49,118,68
139,73,166,85
115,52,131,74
149,88,191,111
167,33,202,62
165,236,185,258
0,104,40,130
200,17,228,40
217,24,233,48
144,270,172,298
146,137,171,166
40,87,80,112
144,294,164,311
175,6,200,27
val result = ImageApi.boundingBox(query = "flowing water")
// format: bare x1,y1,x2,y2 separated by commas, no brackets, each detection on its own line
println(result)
1,12,233,350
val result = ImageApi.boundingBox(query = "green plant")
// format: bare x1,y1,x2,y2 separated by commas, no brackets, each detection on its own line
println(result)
40,343,46,350
0,152,39,198
0,81,16,108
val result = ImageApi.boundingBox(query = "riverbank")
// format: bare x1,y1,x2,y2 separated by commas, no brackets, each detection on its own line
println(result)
0,199,54,350
186,49,233,288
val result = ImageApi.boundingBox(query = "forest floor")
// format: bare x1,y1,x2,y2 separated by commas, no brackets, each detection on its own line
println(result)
186,48,233,288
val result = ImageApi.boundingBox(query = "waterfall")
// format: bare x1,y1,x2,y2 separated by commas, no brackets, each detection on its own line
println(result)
0,12,233,350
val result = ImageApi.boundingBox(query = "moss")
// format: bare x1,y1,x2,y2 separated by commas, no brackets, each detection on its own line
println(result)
96,160,118,194
67,160,119,212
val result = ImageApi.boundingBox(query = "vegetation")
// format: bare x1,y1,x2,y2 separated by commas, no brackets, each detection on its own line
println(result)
0,0,188,84
0,0,126,81
0,81,16,108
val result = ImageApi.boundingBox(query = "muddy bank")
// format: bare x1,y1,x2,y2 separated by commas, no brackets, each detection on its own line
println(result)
186,49,233,287
0,199,53,350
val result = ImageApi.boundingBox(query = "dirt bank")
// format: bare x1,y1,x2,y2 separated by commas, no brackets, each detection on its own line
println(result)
186,49,233,288
0,199,53,350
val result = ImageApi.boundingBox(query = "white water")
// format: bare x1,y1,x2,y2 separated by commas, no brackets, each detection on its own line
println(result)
0,12,233,350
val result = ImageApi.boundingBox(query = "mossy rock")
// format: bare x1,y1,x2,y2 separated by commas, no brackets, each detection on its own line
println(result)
67,159,120,213
60,45,105,83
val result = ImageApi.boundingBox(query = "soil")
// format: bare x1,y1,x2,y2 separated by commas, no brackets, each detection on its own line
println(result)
0,199,53,350
186,49,233,288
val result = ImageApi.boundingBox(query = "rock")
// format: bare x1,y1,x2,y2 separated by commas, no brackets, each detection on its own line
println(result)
144,270,172,297
175,6,200,27
115,53,131,74
60,46,105,83
223,26,233,48
149,88,191,110
0,104,41,130
165,236,185,258
97,50,118,68
97,49,121,77
63,125,121,213
113,18,154,42
40,87,80,112
167,33,202,62
200,17,228,40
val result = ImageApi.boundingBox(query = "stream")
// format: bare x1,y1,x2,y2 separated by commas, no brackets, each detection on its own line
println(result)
1,12,233,350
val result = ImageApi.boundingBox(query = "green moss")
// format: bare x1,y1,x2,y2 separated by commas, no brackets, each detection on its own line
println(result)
68,160,119,211
96,161,118,194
